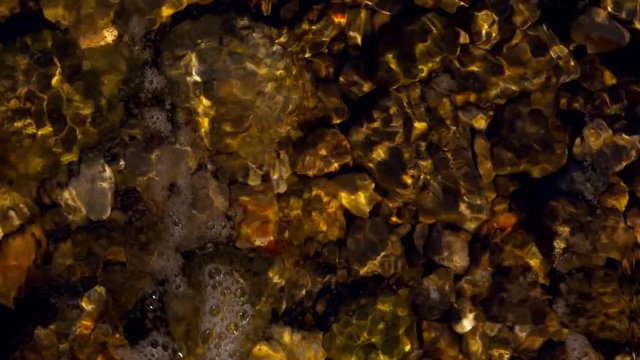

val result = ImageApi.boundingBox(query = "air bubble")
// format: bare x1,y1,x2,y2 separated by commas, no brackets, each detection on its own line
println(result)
143,107,172,136
143,67,167,93
199,263,257,359
238,309,249,322
227,322,239,335
234,287,247,299
200,329,212,344
209,305,221,317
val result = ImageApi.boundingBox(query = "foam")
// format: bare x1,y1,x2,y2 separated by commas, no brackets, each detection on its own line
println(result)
143,107,172,137
149,247,183,279
199,263,255,360
163,185,190,248
120,332,174,360
129,262,257,360
127,15,145,41
566,332,600,360
143,67,167,93
168,274,189,295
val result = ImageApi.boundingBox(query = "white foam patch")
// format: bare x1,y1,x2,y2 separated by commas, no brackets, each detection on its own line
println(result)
143,67,167,93
127,15,146,41
143,107,172,136
566,332,600,360
168,274,189,295
149,247,184,279
163,186,191,247
200,263,255,360
118,332,174,360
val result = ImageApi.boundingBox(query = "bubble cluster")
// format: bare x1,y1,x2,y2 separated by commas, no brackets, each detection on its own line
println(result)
121,332,175,360
565,332,600,360
148,249,184,282
143,107,172,137
199,263,256,360
143,67,167,94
